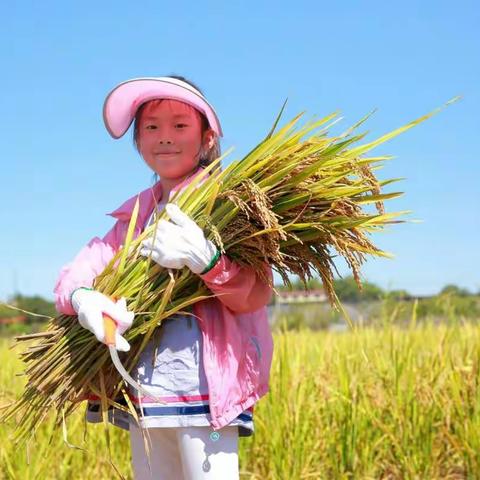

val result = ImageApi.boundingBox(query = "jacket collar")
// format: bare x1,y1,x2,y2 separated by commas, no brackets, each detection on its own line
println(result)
105,166,209,223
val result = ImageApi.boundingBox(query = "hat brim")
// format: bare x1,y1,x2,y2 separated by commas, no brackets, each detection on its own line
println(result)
103,77,223,139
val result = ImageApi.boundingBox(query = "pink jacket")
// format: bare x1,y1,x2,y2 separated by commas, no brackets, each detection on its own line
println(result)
53,166,274,430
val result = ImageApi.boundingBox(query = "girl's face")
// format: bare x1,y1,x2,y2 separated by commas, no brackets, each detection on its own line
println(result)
136,99,213,179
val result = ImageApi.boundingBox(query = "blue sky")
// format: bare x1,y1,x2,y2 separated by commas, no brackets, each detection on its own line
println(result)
0,1,478,302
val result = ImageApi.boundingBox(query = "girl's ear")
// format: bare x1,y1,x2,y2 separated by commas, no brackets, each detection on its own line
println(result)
203,128,215,150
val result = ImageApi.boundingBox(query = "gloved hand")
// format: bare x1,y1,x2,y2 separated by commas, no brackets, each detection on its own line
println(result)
71,287,135,352
139,203,219,275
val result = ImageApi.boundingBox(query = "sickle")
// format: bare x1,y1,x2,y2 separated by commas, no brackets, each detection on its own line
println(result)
102,298,168,405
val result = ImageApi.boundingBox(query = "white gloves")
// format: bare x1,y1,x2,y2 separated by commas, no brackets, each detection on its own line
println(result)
139,203,219,275
71,287,135,352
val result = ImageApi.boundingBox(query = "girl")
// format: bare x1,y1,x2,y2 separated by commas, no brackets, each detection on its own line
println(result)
53,75,274,479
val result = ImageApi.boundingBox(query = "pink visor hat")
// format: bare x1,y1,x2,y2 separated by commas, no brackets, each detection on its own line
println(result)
102,76,224,139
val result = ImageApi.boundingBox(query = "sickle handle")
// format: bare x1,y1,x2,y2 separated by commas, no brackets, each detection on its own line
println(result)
103,295,119,346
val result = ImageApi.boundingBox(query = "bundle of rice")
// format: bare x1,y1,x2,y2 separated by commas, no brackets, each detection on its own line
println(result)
0,97,458,446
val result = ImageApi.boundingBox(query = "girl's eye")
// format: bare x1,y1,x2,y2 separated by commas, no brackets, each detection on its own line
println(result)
145,124,187,130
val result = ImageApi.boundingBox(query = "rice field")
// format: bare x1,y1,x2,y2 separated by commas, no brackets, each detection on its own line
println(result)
1,316,480,479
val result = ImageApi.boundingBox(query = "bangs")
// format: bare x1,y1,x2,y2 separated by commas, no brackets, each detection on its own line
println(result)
140,98,201,120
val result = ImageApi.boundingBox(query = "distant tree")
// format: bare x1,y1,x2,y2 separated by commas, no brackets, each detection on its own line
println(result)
0,302,18,318
333,276,384,302
386,289,412,301
440,284,471,297
276,275,476,305
8,294,56,324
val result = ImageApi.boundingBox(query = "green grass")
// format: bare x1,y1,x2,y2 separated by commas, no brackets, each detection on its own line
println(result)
2,317,480,479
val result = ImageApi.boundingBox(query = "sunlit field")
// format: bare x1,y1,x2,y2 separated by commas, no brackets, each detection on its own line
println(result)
2,315,480,479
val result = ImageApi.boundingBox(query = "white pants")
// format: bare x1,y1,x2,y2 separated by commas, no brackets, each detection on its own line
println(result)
129,419,240,480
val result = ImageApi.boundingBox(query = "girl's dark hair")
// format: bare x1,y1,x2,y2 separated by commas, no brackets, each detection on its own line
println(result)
132,75,222,178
